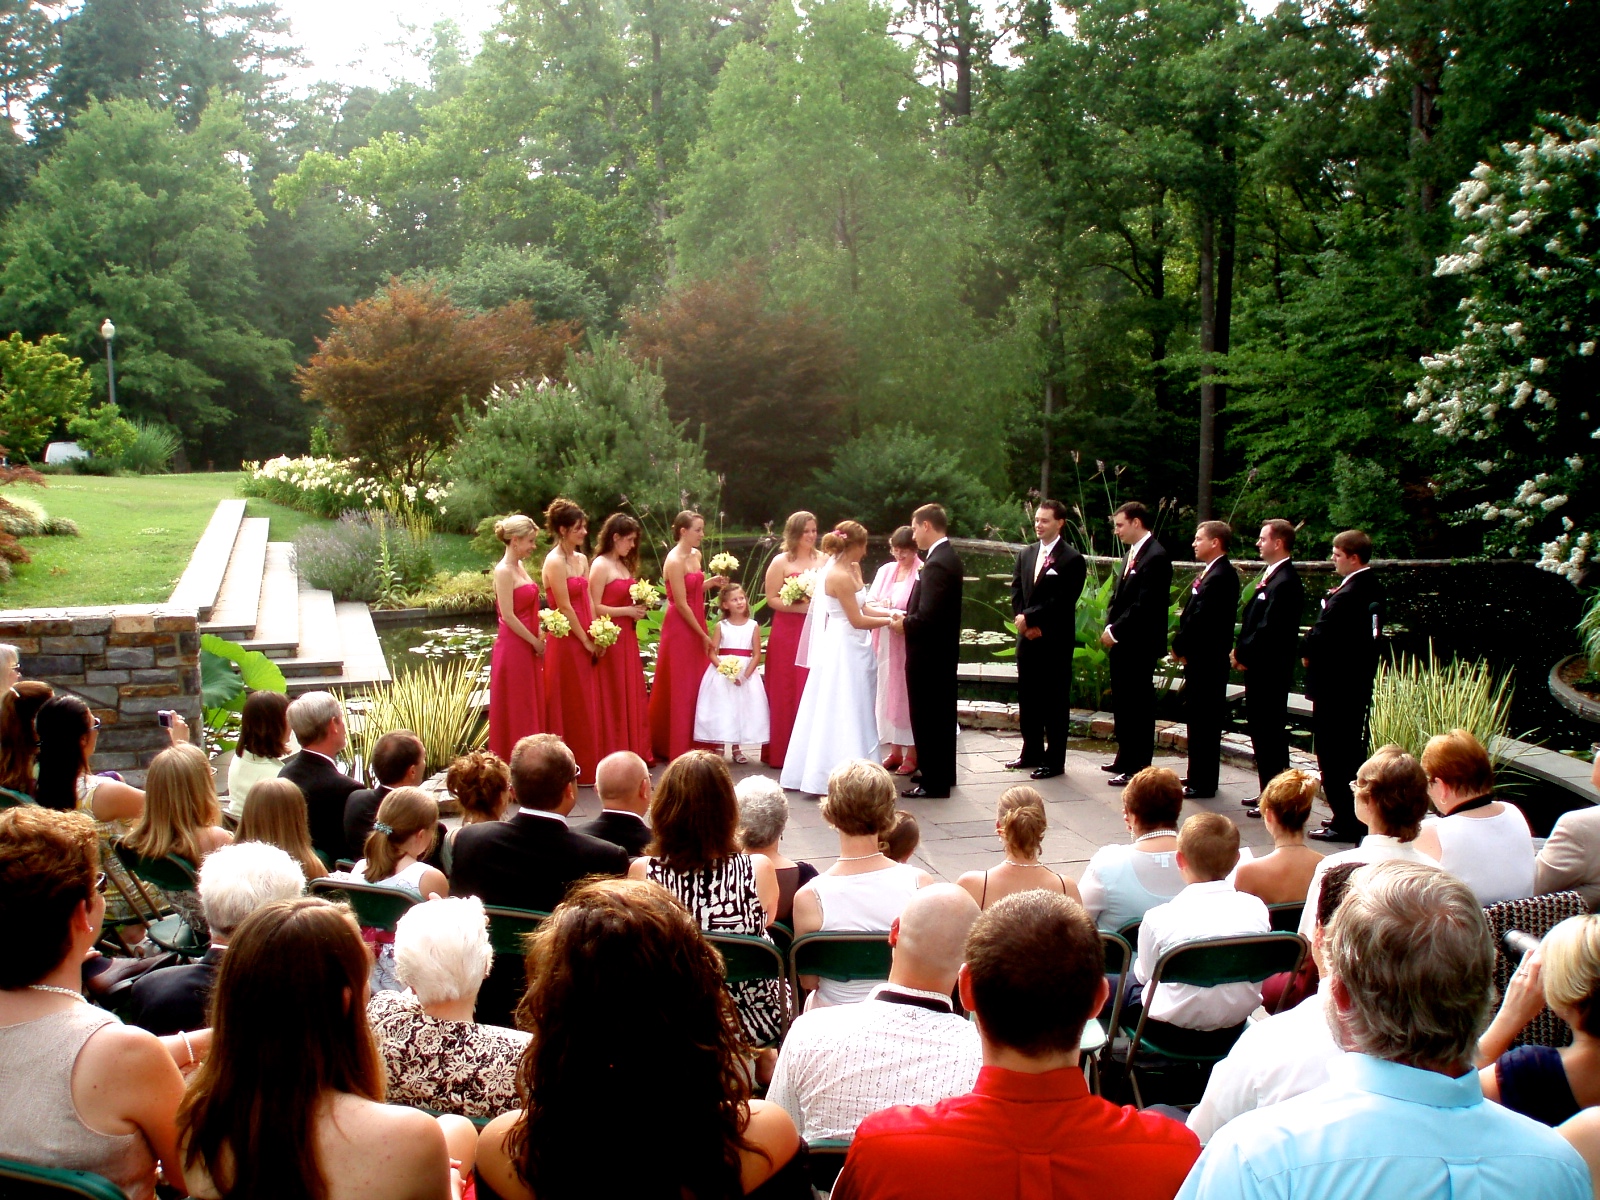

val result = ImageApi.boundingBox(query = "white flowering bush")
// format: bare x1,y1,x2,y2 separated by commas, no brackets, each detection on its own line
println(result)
241,455,453,522
1406,116,1600,579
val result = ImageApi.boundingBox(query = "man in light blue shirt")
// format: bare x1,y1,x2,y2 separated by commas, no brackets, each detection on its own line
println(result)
1179,860,1590,1200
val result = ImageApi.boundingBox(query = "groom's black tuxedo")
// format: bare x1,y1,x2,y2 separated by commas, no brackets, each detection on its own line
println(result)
1172,556,1241,796
1234,560,1305,789
1105,535,1173,775
903,538,963,797
1011,539,1086,772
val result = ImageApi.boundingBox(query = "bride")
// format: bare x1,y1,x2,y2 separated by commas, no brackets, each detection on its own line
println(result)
780,521,896,795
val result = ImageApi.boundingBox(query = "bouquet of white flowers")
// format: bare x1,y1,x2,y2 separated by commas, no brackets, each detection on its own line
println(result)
778,570,819,606
707,552,739,575
539,609,571,637
629,579,662,608
589,615,620,648
716,656,744,680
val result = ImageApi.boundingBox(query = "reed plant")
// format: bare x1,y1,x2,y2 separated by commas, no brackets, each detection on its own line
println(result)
1367,644,1514,759
344,654,487,776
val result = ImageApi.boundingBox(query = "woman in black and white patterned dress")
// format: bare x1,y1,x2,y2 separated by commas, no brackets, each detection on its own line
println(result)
628,751,785,1046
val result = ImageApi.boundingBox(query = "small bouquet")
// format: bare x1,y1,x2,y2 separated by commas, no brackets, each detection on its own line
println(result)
539,609,571,638
778,570,819,606
589,615,620,649
707,552,739,575
629,579,662,608
716,656,744,679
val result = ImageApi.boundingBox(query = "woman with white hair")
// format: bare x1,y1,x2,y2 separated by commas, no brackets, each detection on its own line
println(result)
366,897,531,1119
736,774,816,925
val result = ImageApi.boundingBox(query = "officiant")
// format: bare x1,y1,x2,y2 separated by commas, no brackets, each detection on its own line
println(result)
1006,500,1086,780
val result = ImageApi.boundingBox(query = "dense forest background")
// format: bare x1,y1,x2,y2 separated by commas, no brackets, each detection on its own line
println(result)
0,0,1595,556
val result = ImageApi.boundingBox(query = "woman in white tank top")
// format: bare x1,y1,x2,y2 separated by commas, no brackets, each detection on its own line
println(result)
1414,731,1536,905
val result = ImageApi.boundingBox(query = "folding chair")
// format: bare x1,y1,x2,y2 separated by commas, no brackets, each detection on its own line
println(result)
1266,902,1303,933
1085,930,1133,1094
0,785,34,808
477,906,550,1029
806,1139,851,1193
112,842,205,958
0,1158,129,1200
704,931,790,1044
788,931,893,1006
309,876,420,933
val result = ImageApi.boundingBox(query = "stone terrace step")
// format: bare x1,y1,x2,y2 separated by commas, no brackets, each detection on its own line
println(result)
199,518,269,641
286,601,391,695
168,499,246,621
238,542,300,658
276,580,343,679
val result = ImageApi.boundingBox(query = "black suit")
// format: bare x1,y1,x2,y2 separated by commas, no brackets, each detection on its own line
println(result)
1011,539,1087,773
577,809,653,857
1172,558,1241,796
1302,568,1386,836
343,784,391,861
1233,561,1306,789
125,947,222,1035
903,538,964,796
278,750,362,866
1105,536,1173,774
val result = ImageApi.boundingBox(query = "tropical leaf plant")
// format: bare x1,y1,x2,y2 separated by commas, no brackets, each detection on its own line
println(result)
199,634,288,751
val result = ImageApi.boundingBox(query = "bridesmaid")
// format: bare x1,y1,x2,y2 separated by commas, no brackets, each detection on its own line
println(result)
761,510,824,768
489,514,547,761
541,498,602,785
869,524,921,774
648,510,727,762
589,512,653,763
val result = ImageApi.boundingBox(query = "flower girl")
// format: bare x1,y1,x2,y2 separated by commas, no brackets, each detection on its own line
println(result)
694,585,770,764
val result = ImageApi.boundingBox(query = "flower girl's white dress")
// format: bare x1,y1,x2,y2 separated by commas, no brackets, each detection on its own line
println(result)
694,618,770,746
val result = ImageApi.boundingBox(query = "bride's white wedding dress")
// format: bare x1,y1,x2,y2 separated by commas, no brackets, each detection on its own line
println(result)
779,584,880,795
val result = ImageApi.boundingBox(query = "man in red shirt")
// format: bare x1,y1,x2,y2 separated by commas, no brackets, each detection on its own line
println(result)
832,889,1200,1200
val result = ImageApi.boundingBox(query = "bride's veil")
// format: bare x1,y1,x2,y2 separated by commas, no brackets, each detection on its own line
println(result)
793,554,837,671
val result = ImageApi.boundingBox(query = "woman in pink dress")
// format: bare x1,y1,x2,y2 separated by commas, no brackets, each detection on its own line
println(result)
589,512,653,763
868,524,922,773
760,510,824,768
541,498,602,785
489,514,547,761
649,510,728,762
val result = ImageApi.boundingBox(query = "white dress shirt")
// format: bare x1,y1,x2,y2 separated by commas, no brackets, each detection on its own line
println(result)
517,806,569,826
1032,536,1060,582
766,982,982,1141
1135,880,1271,1030
1186,982,1344,1144
1297,835,1438,938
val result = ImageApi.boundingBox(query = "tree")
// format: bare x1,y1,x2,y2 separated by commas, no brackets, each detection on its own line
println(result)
297,280,578,481
0,332,93,459
429,243,607,329
809,424,1006,538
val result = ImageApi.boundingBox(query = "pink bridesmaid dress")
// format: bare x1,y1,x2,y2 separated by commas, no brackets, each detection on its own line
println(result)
649,571,710,762
761,573,810,768
490,582,547,761
544,576,601,785
595,575,653,762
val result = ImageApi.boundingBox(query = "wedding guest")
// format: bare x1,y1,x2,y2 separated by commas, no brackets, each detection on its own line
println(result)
1007,500,1085,781
1173,520,1240,799
650,510,726,762
0,679,52,800
1078,765,1185,933
1100,501,1172,787
577,750,652,857
489,513,548,762
1539,754,1600,909
897,505,963,799
1233,519,1305,805
736,774,816,925
1413,728,1536,904
224,690,293,822
763,510,825,769
957,785,1081,910
343,728,426,859
1233,769,1323,905
279,691,361,866
542,498,602,786
588,512,653,762
125,741,233,941
0,640,18,689
235,778,328,881
349,787,450,991
695,583,769,763
881,809,920,864
440,749,510,872
870,525,922,775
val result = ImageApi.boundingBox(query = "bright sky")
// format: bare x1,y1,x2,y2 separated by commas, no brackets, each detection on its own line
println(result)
273,0,504,92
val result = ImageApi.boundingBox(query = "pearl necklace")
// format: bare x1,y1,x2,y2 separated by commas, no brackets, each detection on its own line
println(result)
1133,830,1176,844
837,851,886,862
1003,859,1049,868
27,984,83,1001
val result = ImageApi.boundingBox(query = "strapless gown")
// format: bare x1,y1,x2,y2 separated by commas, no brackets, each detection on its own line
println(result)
649,570,711,762
595,576,653,762
762,577,810,769
780,588,880,795
544,576,601,785
490,582,547,761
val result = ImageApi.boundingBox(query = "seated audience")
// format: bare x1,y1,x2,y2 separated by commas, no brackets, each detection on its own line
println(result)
1078,765,1185,932
0,806,185,1198
1187,862,1361,1143
577,749,653,856
793,759,934,1006
0,679,52,800
367,896,531,1120
1296,744,1437,939
440,749,511,872
1476,914,1600,1125
1538,752,1600,909
127,841,307,1036
1233,768,1322,905
224,690,294,822
736,773,816,924
833,890,1200,1200
768,884,983,1141
177,896,474,1199
348,786,450,991
1413,728,1535,904
476,878,808,1200
344,728,427,860
1131,812,1270,1031
880,809,920,864
125,741,234,942
235,777,327,880
630,750,784,1047
1178,860,1589,1200
278,690,361,865
957,785,1081,909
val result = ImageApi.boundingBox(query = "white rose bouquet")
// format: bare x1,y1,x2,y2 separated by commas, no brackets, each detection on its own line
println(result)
539,609,571,637
589,615,620,649
629,579,662,608
778,570,819,606
707,552,739,575
716,656,744,680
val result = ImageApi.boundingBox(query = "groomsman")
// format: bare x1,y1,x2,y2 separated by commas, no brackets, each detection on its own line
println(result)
1007,500,1087,780
1232,519,1305,812
1302,529,1385,843
1171,521,1240,799
1100,501,1172,786
897,504,964,799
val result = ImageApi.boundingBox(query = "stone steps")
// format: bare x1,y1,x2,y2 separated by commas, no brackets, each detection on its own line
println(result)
168,499,246,621
239,542,300,658
200,517,269,641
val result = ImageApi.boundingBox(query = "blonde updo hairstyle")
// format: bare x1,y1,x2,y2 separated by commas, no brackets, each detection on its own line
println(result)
495,514,538,546
996,785,1048,857
820,520,868,557
545,497,587,542
820,758,898,836
1259,769,1320,833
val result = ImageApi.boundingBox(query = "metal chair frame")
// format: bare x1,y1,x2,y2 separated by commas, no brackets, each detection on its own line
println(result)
704,930,791,1044
0,1157,130,1200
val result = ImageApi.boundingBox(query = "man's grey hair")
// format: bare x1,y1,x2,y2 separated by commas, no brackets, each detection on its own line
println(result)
199,842,306,939
287,691,342,744
1328,860,1495,1070
736,774,789,849
394,896,492,1005
0,643,17,668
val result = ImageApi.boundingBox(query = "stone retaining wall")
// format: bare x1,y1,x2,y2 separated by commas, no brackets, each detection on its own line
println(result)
0,605,202,786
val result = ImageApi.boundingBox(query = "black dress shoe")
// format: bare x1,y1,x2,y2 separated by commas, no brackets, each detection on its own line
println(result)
1003,758,1036,771
1099,763,1120,773
1307,826,1357,843
1246,807,1262,818
1107,773,1132,787
1183,786,1216,800
1241,795,1261,809
1031,766,1064,780
901,785,948,799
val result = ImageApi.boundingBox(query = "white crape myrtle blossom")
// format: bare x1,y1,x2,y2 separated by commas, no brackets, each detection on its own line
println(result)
1405,116,1600,571
243,455,454,520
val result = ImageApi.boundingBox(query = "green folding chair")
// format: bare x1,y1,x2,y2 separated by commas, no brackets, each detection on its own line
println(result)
704,931,790,1044
484,906,549,958
0,785,34,809
309,876,420,932
788,931,893,1004
112,842,205,958
1267,902,1304,933
1117,919,1141,948
0,1158,130,1199
476,906,550,1029
806,1139,851,1192
1085,930,1134,1095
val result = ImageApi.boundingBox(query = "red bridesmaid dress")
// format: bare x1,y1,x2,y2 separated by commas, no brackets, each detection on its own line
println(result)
761,574,810,768
544,576,601,785
490,582,547,761
649,570,710,762
595,576,652,762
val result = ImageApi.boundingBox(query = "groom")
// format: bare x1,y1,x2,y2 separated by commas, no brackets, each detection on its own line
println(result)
895,503,963,798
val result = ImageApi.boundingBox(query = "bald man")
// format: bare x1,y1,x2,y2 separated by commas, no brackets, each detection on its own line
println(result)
767,884,984,1141
576,751,653,857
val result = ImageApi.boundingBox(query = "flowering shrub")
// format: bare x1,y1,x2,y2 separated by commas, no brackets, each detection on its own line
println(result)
1406,116,1600,578
241,455,452,522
